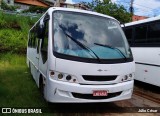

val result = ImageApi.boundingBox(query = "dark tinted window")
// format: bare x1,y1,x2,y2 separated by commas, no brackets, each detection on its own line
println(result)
32,28,36,48
28,32,32,47
41,22,48,51
29,28,35,47
124,28,133,44
28,22,39,48
135,25,147,43
147,22,160,44
41,16,49,64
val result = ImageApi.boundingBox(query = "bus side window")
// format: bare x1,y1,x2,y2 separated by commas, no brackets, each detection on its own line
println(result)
135,25,147,44
30,27,36,48
147,22,160,44
30,29,34,47
35,23,40,53
41,19,49,64
28,32,32,47
124,28,133,45
33,28,36,48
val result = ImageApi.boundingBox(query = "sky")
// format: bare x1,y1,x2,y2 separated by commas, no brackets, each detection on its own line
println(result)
66,0,160,17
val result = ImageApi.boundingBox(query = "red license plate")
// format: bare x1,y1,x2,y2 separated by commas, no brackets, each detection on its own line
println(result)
93,90,108,96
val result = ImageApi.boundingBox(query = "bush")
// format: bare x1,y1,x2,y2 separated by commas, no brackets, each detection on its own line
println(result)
0,11,40,53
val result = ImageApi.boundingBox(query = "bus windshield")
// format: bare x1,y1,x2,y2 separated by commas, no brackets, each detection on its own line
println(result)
53,11,132,61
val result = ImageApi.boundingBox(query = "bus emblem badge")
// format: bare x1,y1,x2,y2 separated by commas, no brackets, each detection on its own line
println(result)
97,69,103,72
97,69,108,72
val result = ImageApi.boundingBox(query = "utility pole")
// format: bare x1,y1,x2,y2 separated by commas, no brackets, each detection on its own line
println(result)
130,0,134,15
130,0,134,21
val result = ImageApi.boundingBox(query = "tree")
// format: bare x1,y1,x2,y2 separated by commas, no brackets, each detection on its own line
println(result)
83,0,132,23
23,6,48,13
1,0,19,11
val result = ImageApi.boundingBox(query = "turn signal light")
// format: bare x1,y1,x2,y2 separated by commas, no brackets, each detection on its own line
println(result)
50,71,55,79
50,71,55,76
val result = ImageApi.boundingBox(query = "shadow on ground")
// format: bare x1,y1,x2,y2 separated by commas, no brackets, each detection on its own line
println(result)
46,102,129,114
134,80,160,94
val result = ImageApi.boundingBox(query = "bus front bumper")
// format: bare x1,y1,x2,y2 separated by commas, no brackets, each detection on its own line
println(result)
46,79,134,103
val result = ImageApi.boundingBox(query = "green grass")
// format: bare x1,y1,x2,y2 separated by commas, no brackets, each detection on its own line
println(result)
0,53,47,107
0,53,111,115
0,53,95,116
0,29,27,53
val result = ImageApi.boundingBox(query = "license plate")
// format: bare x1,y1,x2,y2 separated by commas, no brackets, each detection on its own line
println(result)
93,90,108,96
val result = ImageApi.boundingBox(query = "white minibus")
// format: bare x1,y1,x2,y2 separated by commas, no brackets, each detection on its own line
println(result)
27,7,135,103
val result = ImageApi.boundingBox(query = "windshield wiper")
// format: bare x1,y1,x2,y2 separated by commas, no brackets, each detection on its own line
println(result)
94,43,127,61
59,26,101,62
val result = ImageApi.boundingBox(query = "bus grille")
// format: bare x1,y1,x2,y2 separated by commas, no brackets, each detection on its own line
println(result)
72,92,122,100
82,75,117,81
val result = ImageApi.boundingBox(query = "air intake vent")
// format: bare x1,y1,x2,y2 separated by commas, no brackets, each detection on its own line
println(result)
82,75,117,81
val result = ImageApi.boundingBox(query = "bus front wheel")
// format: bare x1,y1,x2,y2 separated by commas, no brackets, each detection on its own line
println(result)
39,76,44,97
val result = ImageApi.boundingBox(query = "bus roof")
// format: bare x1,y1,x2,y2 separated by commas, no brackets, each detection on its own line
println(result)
124,15,160,27
48,7,117,21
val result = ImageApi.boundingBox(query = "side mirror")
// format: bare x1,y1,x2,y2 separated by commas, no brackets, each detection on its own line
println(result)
43,14,50,23
120,22,125,29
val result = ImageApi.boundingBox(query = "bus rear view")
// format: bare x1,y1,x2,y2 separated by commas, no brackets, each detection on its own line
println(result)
27,7,135,103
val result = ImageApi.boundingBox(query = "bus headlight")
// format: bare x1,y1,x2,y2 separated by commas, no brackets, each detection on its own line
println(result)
57,73,78,83
58,73,63,79
66,75,72,81
121,73,134,82
50,71,78,83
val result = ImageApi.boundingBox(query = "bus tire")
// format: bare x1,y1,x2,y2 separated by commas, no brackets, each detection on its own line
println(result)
29,62,32,75
39,76,44,97
29,61,30,69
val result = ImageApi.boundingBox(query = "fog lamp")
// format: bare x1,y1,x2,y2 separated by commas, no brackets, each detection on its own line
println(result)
73,79,76,83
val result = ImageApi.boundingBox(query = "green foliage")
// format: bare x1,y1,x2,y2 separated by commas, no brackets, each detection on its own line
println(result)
1,0,19,11
83,0,132,23
0,11,38,29
0,29,27,53
23,6,48,13
0,12,21,29
0,11,40,53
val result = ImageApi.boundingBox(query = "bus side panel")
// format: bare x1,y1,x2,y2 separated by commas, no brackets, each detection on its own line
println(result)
27,47,40,87
132,47,160,86
135,64,160,86
27,24,41,87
